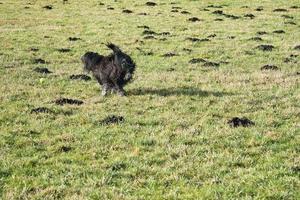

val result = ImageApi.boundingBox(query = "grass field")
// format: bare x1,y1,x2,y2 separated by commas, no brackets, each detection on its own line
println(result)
0,0,299,199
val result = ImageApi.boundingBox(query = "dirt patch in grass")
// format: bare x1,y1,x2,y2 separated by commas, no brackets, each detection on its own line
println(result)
261,65,280,71
33,67,52,74
189,58,220,67
100,115,124,125
123,9,133,13
273,30,285,34
186,37,209,42
54,98,83,105
59,146,71,153
256,44,275,51
146,2,157,6
162,52,178,57
30,107,53,114
68,37,81,41
181,11,190,14
284,21,296,25
273,8,288,12
43,5,52,10
244,14,255,19
257,31,268,35
188,17,201,22
249,37,263,41
137,25,149,29
255,7,263,11
57,48,71,52
70,74,91,81
32,58,46,64
30,47,39,52
228,117,255,127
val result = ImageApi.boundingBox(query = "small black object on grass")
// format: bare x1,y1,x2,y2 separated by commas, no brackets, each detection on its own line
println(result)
43,5,52,9
256,44,275,51
146,2,157,6
54,98,83,105
70,74,91,81
32,58,46,64
228,117,255,127
273,8,288,12
57,48,71,53
59,146,71,153
244,14,255,19
162,52,177,57
188,17,201,22
273,30,285,34
34,67,52,74
123,9,133,13
31,107,53,114
68,37,81,41
294,45,300,50
100,115,124,125
261,65,280,71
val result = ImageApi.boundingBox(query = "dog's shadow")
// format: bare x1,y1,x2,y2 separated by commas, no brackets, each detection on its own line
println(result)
128,87,233,97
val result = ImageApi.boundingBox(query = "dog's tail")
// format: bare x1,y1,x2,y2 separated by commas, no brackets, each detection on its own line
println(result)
106,43,122,53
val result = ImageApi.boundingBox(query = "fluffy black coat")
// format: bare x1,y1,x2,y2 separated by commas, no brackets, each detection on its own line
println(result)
81,43,136,96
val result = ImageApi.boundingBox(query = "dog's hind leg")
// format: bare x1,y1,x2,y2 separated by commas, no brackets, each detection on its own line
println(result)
112,81,125,96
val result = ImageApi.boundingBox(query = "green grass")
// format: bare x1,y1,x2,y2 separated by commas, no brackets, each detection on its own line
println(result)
0,0,299,199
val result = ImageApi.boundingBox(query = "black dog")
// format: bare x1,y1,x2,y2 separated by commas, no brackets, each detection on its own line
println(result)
81,43,135,96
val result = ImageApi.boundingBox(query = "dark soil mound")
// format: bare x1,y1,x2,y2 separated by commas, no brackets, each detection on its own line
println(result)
249,37,263,41
31,107,53,114
273,8,288,12
188,17,201,22
32,58,46,64
43,5,52,9
256,45,275,51
70,74,91,81
162,52,177,57
68,37,81,41
100,115,124,125
146,2,156,6
261,65,280,71
273,30,285,34
123,9,133,13
244,14,255,19
33,67,52,74
57,48,71,52
228,117,255,127
54,98,83,105
189,58,207,64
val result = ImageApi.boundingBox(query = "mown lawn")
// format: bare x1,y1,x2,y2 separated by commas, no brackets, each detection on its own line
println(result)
0,0,299,199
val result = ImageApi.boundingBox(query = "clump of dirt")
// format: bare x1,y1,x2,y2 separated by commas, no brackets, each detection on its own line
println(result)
142,30,157,35
31,107,53,114
261,65,280,70
172,6,182,9
144,35,156,40
204,61,220,67
146,2,156,6
43,5,52,9
186,37,209,42
284,21,296,25
207,34,216,38
137,25,149,29
212,10,223,15
30,47,39,52
32,58,46,64
57,48,71,52
68,37,81,41
54,98,83,105
100,115,124,125
256,44,275,51
228,117,255,127
70,74,91,81
33,67,52,74
273,8,288,12
189,58,206,64
255,7,263,11
294,45,300,50
107,7,114,10
183,48,192,52
214,18,224,21
59,146,71,152
257,31,268,35
158,32,170,36
181,11,190,14
188,17,201,22
207,5,223,8
249,37,263,41
138,12,148,15
167,68,175,72
162,52,177,57
281,15,293,19
123,9,133,13
273,30,285,34
244,14,255,19
171,9,179,13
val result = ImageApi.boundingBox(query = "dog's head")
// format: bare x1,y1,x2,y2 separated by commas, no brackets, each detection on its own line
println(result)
81,52,103,72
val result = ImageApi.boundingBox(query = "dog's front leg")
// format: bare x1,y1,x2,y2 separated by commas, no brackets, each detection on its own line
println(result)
101,83,109,96
112,82,125,96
